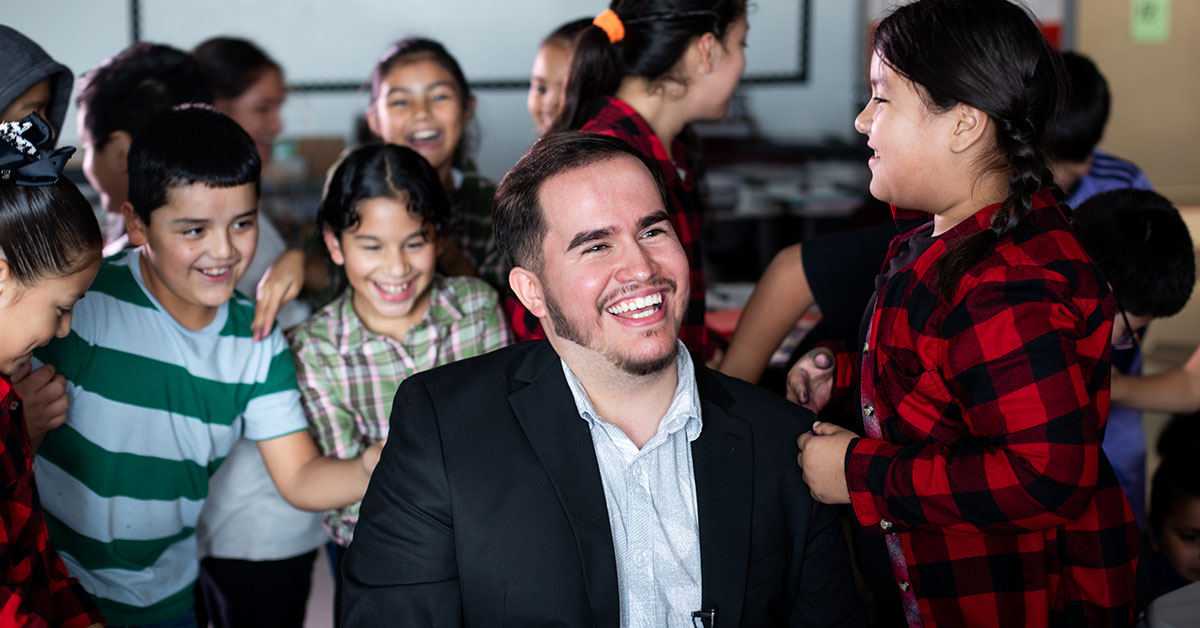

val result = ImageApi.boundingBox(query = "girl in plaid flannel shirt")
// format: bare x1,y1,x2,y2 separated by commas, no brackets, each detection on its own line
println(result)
0,113,105,627
790,1,1139,626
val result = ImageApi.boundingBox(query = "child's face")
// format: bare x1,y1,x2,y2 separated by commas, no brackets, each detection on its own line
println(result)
527,42,571,135
324,194,438,339
1157,496,1200,583
0,259,99,377
217,68,286,167
854,52,956,213
367,56,471,182
125,183,258,330
78,105,129,214
1,78,52,126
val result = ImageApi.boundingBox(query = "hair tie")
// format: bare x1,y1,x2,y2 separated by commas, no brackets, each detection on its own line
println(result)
593,9,626,44
0,112,75,187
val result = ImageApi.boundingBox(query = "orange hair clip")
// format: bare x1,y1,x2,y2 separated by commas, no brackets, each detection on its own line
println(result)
593,9,626,44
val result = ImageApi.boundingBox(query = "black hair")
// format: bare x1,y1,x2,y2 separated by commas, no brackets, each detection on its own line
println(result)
1047,52,1110,163
191,37,283,101
1072,189,1194,318
76,42,213,151
552,0,747,133
368,37,475,165
1149,413,1200,537
542,17,593,49
0,178,102,283
493,131,669,272
126,105,260,224
316,143,450,243
873,0,1066,300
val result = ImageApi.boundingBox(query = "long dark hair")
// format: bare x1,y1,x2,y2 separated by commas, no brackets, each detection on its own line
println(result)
192,36,283,101
551,0,746,134
874,0,1065,299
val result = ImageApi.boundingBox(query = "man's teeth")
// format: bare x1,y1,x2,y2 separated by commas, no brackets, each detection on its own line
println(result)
375,280,412,295
198,267,229,277
412,129,438,141
606,293,663,316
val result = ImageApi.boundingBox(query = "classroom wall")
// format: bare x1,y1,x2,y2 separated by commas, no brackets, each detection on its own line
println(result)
4,0,864,181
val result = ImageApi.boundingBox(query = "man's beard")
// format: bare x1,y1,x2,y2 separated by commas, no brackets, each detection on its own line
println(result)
544,284,678,377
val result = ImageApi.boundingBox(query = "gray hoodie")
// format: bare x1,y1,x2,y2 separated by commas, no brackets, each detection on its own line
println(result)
0,25,72,138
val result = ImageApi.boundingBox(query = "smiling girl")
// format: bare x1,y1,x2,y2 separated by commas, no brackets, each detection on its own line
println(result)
789,1,1138,625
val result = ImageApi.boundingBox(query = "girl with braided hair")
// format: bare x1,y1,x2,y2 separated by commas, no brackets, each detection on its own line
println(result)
789,1,1138,625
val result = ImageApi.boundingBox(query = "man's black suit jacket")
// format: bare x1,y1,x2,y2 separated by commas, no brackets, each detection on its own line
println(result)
342,340,863,627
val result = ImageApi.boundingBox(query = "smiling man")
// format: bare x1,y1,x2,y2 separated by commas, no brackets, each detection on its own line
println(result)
341,132,863,628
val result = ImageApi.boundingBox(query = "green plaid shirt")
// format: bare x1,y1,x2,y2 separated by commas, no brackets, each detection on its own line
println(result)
450,166,508,292
286,275,510,545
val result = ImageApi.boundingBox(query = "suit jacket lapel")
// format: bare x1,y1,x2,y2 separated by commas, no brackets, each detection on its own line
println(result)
693,370,754,623
509,342,619,628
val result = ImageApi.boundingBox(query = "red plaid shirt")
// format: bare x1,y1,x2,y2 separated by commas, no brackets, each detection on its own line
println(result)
831,190,1138,627
506,96,712,359
1,377,105,627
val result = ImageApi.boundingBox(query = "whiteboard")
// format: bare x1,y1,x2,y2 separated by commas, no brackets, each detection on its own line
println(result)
136,0,807,88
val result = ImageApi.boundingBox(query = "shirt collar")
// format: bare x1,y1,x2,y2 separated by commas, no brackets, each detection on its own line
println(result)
560,340,702,443
333,275,464,353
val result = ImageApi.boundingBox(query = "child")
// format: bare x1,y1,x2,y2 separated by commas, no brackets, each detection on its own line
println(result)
0,26,72,134
32,106,382,627
288,143,509,623
75,42,212,248
1071,188,1194,525
790,1,1139,625
527,18,590,136
190,37,324,628
1137,415,1200,612
0,114,105,628
529,0,749,360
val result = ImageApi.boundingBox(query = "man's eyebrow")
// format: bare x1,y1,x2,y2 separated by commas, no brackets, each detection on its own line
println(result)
567,227,615,251
637,211,671,231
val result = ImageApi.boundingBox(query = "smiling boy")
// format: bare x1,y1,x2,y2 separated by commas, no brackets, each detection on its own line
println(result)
32,106,381,626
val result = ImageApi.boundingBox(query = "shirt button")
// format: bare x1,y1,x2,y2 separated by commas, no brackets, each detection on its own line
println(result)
863,404,875,417
880,519,893,531
636,550,649,565
863,341,870,352
899,581,910,592
9,400,18,411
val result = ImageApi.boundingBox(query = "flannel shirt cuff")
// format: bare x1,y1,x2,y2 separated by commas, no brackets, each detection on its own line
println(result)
846,436,907,533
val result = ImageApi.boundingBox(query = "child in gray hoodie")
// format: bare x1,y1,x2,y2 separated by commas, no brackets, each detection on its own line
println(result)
0,26,72,138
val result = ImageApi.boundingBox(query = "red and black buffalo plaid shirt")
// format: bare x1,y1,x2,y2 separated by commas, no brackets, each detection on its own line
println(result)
830,190,1138,627
505,96,712,360
1,376,105,627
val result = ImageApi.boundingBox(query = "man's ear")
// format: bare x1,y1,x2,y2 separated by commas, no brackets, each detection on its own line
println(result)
509,266,546,319
949,103,991,154
122,202,148,247
322,227,347,266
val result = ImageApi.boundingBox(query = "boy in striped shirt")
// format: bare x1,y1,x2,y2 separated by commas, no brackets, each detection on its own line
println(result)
31,106,382,626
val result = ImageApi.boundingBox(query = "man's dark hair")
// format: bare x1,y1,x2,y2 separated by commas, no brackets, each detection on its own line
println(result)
493,131,669,272
76,42,212,150
1072,189,1194,318
1047,51,1111,163
127,105,260,224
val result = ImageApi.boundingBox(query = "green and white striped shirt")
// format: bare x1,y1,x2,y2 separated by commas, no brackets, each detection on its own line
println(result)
33,248,308,625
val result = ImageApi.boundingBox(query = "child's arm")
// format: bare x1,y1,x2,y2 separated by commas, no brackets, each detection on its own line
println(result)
846,269,1111,535
720,243,813,383
1110,343,1200,414
257,431,383,511
251,249,331,341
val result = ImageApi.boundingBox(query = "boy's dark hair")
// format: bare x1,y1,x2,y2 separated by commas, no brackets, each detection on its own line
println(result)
873,0,1067,301
552,0,747,134
316,143,450,243
542,17,592,49
1072,189,1195,318
191,36,282,101
0,178,102,283
127,105,260,224
493,131,668,272
76,42,212,151
1149,413,1200,537
1047,52,1110,163
369,37,474,163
